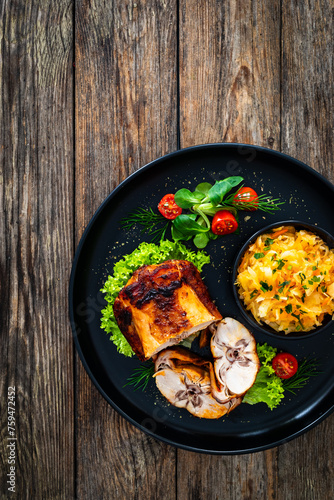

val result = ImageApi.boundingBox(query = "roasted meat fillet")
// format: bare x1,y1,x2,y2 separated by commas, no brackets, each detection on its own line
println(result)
113,260,222,360
154,347,242,419
210,317,260,402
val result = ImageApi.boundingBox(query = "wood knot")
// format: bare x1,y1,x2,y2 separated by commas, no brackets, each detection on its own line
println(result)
268,137,275,146
231,65,252,93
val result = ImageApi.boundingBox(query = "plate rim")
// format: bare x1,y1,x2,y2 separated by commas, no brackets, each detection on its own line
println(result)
69,142,334,454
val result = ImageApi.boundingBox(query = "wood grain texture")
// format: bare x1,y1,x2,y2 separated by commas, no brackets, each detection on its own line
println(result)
75,1,178,498
179,0,281,148
281,0,333,182
75,0,178,236
0,1,74,498
276,1,334,498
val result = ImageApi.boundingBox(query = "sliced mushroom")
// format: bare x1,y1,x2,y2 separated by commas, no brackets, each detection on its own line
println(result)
154,347,242,419
210,317,260,398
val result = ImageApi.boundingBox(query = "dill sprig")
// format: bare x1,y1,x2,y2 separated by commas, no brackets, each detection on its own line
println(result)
282,358,321,395
124,361,155,391
222,191,285,213
121,207,170,243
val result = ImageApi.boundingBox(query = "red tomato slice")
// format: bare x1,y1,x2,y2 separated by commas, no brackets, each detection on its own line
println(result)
272,353,298,379
158,194,182,219
211,210,238,235
233,187,259,211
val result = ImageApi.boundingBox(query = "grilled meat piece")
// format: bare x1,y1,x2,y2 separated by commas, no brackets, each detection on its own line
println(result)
113,260,222,360
210,317,260,400
154,347,242,419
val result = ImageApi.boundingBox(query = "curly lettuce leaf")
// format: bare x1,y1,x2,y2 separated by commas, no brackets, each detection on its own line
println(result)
243,343,285,410
100,240,210,357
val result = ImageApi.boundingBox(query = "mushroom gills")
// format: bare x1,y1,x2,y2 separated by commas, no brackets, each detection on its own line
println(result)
211,317,260,397
154,347,242,419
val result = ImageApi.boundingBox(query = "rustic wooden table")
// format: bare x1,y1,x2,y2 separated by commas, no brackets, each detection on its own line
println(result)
1,1,333,499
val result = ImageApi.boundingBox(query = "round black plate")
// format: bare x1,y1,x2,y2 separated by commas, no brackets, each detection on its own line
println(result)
69,143,334,454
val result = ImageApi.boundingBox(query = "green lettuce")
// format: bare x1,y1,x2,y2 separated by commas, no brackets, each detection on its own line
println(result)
243,343,285,410
100,240,210,357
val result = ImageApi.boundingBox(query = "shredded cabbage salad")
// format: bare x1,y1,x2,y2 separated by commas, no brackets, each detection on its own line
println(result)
236,226,334,333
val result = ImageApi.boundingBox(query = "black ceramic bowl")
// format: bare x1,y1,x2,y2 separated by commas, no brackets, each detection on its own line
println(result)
232,220,334,339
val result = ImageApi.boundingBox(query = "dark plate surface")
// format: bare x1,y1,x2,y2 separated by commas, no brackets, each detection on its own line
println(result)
69,143,334,454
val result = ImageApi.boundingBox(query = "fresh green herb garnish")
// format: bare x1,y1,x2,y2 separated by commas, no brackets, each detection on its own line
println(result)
222,188,284,213
276,258,287,270
260,281,273,292
254,253,265,259
299,272,306,283
264,237,274,246
282,358,321,394
171,176,243,248
120,207,169,243
278,280,291,293
124,362,155,391
291,312,304,329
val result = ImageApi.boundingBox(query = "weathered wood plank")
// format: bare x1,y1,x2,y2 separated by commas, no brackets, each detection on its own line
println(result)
277,0,334,497
0,1,74,498
281,0,333,183
179,0,281,149
1,0,332,498
177,449,279,500
75,1,178,498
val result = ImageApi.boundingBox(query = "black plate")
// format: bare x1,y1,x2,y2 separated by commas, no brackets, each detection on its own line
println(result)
69,143,334,454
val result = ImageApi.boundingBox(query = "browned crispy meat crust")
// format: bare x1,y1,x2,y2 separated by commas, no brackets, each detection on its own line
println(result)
113,260,222,360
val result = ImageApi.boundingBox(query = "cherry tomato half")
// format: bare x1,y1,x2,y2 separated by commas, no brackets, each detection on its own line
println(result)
233,187,259,211
158,194,182,219
211,210,238,235
272,353,298,379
